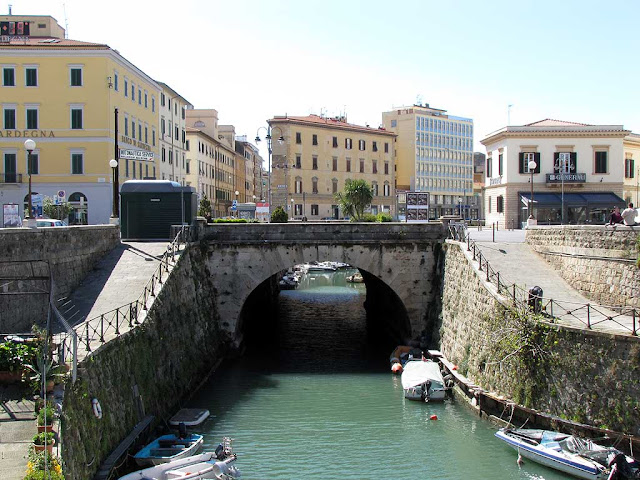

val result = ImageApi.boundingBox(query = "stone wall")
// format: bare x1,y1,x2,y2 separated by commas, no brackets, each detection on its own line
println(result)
0,226,120,332
60,245,232,480
526,226,639,309
440,241,640,435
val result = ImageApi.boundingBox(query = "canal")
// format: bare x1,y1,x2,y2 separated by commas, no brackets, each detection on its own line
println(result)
188,268,567,479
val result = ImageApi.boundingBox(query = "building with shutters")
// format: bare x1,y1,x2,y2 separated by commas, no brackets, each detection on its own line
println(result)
157,83,192,185
480,119,629,229
266,114,396,220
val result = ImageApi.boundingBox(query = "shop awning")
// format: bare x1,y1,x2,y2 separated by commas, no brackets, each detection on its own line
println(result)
519,192,625,207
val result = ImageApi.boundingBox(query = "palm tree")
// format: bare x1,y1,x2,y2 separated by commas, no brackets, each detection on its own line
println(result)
335,179,373,221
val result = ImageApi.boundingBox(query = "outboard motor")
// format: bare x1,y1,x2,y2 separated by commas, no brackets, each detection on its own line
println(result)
421,380,432,403
178,422,187,439
215,442,225,459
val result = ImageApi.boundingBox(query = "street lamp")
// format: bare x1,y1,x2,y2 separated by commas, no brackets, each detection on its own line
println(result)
234,190,239,218
458,196,462,218
528,159,537,221
290,197,294,215
24,139,36,221
109,159,119,219
255,125,284,218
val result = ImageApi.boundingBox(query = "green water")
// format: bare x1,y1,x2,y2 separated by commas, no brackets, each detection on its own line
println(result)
188,270,567,479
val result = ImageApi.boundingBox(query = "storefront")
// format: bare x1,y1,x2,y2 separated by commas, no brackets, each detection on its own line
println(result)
519,192,626,226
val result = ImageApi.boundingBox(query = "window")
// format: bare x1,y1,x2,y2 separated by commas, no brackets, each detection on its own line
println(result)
312,134,318,146
486,156,492,177
346,157,351,172
311,204,319,216
139,124,142,141
383,182,390,196
131,120,136,139
124,116,128,136
332,178,338,193
295,177,302,193
25,67,37,87
373,141,378,152
152,128,156,147
498,153,503,176
332,157,337,171
26,108,38,129
372,160,377,174
625,158,635,178
161,93,165,106
124,78,128,97
359,159,364,173
145,126,148,144
161,118,165,137
113,72,118,91
131,83,135,101
169,150,173,165
151,96,155,113
162,147,166,163
595,151,607,174
294,204,302,216
384,162,389,175
372,181,378,196
71,153,83,174
182,107,185,120
554,152,576,173
3,67,15,86
332,136,338,148
359,139,365,151
144,92,148,108
138,88,142,105
497,195,504,213
27,152,39,175
4,153,17,182
175,125,179,141
384,142,389,153
519,152,541,174
296,132,301,144
345,138,352,149
312,156,318,170
391,119,397,128
70,67,82,86
312,177,318,194
3,107,15,129
295,155,301,169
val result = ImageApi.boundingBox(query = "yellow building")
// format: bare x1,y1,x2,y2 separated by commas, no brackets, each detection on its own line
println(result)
623,133,640,206
267,115,396,219
0,15,160,225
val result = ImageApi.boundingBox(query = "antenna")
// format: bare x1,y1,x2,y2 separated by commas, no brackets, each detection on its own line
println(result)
8,4,12,15
416,94,423,106
507,104,513,125
63,3,69,38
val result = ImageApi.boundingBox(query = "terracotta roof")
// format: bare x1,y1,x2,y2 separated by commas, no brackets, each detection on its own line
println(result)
525,119,592,127
268,114,395,136
0,36,109,49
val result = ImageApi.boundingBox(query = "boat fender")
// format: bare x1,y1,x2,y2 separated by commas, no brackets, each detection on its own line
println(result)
429,415,438,421
91,398,102,419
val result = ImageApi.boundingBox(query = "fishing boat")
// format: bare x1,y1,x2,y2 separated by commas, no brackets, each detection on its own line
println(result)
495,428,640,480
119,452,240,480
133,432,204,466
400,359,446,402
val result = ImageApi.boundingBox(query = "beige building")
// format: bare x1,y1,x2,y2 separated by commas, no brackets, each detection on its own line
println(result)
623,133,639,206
185,109,237,217
267,115,396,219
157,83,191,184
481,119,628,229
235,136,263,204
382,104,478,220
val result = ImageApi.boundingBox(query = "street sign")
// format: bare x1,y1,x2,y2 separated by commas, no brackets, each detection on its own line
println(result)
119,149,154,161
57,190,66,199
231,199,237,211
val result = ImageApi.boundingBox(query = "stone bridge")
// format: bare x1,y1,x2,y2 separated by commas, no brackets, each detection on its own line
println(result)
195,222,448,344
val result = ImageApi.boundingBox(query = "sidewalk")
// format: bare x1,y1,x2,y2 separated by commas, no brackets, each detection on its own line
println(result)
465,228,636,335
0,385,35,480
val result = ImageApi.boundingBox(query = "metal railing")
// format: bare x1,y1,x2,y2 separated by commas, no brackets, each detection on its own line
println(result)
448,225,638,336
55,226,191,375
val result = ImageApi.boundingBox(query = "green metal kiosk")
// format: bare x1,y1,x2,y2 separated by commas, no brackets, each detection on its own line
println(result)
120,180,196,240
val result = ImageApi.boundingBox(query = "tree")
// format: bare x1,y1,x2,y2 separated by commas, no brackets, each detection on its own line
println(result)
198,194,212,219
42,197,71,221
271,206,288,223
335,179,373,221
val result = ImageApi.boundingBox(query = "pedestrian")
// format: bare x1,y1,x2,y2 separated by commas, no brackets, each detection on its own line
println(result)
609,206,623,225
621,203,636,226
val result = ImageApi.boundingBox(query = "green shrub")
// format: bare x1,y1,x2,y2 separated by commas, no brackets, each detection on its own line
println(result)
37,405,55,426
376,213,392,222
33,432,55,445
212,218,247,223
0,341,38,372
23,470,64,480
270,206,288,223
360,213,377,222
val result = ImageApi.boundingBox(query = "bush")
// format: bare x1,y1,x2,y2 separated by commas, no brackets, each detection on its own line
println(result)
37,405,55,426
360,213,377,222
377,213,392,222
23,472,64,480
212,218,247,223
0,341,38,372
271,206,288,223
33,432,55,445
27,448,62,474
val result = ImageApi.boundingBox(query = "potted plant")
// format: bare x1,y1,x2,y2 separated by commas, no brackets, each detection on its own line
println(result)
25,357,66,396
37,404,55,432
32,431,55,454
0,340,37,384
24,448,64,480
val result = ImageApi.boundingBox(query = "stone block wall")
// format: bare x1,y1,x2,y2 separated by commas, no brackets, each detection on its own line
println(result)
0,226,120,332
441,241,640,435
526,226,639,309
60,245,231,480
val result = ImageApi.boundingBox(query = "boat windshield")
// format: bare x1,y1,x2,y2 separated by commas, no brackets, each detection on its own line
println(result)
558,436,586,453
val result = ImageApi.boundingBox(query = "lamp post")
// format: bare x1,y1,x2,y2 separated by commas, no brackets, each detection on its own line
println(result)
109,159,119,220
234,190,239,218
24,139,36,223
255,125,284,219
528,159,537,222
290,197,294,216
458,196,462,218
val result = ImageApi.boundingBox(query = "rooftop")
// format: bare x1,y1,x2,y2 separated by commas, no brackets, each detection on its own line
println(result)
269,114,395,136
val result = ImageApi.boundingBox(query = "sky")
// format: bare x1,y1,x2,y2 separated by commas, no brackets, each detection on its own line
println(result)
9,0,640,165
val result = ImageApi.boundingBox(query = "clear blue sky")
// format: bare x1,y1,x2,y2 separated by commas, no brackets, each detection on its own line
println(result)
11,0,640,163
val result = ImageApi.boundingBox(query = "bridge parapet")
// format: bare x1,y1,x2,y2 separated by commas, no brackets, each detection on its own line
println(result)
200,222,447,244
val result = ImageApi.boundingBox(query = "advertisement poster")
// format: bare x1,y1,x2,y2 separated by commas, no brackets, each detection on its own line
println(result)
406,192,429,222
3,204,21,227
256,202,270,223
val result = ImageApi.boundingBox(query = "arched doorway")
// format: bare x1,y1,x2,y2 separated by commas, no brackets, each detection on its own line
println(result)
22,192,40,218
68,192,88,225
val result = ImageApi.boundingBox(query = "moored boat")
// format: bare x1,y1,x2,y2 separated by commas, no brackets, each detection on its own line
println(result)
400,359,446,402
119,452,240,480
495,428,640,480
346,272,363,283
389,345,423,373
133,432,204,466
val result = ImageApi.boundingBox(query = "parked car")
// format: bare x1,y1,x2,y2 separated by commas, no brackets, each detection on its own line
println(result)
36,219,67,227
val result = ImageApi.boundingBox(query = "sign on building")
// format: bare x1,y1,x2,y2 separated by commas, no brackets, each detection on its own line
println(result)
119,149,155,161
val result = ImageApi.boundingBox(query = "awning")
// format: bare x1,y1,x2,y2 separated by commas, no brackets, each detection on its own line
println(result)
519,192,625,207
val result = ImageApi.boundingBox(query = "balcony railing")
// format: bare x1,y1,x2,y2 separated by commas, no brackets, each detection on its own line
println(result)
0,173,23,183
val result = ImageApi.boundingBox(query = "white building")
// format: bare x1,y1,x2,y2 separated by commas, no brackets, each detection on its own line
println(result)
157,83,192,184
481,119,628,229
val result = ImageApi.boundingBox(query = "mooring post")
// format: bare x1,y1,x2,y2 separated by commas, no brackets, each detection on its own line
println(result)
586,304,591,329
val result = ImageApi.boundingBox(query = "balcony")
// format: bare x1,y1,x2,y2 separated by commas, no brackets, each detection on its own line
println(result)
0,173,23,184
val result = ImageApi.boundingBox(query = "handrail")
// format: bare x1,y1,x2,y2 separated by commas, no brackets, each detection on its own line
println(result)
447,225,637,336
56,226,191,368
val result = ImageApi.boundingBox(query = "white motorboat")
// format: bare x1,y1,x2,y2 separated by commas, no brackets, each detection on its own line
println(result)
305,261,337,272
400,359,446,402
495,428,640,480
119,452,240,480
346,272,363,283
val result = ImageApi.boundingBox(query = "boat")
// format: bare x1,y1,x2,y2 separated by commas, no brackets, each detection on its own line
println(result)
119,452,240,480
389,345,423,373
495,428,640,480
305,261,337,272
169,409,210,427
133,431,204,466
400,359,446,402
346,272,363,283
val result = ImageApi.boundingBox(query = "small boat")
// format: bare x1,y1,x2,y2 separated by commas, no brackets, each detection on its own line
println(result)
305,261,337,272
495,428,640,480
389,345,423,373
400,359,446,402
119,452,240,480
346,273,363,283
133,430,204,466
169,409,210,427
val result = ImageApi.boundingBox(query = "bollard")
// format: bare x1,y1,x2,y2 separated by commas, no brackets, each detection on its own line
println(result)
115,308,120,335
587,304,591,329
100,314,105,343
492,222,495,242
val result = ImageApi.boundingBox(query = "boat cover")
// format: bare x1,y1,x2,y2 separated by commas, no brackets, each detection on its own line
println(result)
401,360,444,389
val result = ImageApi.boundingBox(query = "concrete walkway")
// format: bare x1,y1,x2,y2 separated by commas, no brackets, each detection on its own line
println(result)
0,385,35,480
465,228,637,335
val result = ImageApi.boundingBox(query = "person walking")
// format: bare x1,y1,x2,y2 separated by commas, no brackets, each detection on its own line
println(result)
609,206,623,225
621,203,637,226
